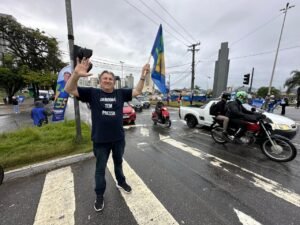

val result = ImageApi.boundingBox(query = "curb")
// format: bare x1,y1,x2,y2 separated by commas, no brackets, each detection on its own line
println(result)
3,152,94,183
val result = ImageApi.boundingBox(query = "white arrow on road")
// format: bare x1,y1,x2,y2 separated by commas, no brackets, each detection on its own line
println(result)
234,208,262,225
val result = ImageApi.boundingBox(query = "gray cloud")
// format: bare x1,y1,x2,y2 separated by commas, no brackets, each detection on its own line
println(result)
0,0,299,90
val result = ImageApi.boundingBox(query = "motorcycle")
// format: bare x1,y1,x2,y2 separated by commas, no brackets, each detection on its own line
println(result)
210,117,297,162
152,106,171,128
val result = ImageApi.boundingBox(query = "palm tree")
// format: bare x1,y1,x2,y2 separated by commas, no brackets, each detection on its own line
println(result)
284,70,300,93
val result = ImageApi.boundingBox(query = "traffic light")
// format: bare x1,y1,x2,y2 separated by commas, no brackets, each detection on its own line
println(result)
243,73,250,85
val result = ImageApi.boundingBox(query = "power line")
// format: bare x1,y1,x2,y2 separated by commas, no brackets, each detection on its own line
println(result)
152,0,197,43
137,0,192,44
167,62,191,68
62,49,193,71
122,0,188,46
230,45,300,60
230,13,282,48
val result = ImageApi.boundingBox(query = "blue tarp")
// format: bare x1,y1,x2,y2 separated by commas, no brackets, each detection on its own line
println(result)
251,99,264,108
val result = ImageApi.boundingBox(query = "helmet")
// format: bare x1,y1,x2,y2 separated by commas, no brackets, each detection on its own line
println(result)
236,91,248,103
221,92,231,100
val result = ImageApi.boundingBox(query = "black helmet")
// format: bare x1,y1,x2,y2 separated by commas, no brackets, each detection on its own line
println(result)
222,92,231,100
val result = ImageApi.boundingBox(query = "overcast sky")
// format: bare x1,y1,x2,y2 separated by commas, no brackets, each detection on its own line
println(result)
1,0,299,91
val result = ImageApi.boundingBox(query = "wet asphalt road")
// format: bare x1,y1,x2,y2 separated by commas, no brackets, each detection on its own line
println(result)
0,100,300,225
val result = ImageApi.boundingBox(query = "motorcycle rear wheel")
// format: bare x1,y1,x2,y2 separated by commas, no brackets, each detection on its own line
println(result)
166,119,171,128
211,126,227,144
261,136,297,162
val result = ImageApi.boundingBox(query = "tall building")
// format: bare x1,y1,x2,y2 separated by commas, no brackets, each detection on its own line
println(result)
125,74,134,88
78,77,89,87
114,76,121,89
212,42,230,97
89,77,98,88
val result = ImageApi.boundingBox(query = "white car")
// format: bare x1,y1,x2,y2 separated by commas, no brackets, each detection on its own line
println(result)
179,100,298,139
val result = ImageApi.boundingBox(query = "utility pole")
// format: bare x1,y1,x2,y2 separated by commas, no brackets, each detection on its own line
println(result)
65,0,82,142
188,43,200,91
120,61,124,87
249,67,254,93
268,2,295,95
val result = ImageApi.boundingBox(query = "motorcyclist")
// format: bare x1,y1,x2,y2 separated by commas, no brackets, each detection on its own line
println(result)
213,92,231,135
225,91,260,140
155,101,164,121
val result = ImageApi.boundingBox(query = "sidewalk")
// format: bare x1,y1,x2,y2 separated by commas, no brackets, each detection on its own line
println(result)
0,97,34,116
0,98,35,133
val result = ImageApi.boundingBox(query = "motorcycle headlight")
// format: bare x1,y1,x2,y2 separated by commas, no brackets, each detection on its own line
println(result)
273,123,290,131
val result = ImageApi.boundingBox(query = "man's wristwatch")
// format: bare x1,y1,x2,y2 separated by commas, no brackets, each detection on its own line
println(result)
140,78,145,81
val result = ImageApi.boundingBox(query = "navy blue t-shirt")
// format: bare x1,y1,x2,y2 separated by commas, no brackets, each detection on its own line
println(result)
77,87,132,143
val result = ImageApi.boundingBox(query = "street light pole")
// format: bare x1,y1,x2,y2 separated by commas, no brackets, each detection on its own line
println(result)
120,61,124,87
207,76,211,91
268,2,295,95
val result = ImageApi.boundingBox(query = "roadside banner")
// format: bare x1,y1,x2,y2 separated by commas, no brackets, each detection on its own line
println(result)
52,65,71,121
251,98,265,109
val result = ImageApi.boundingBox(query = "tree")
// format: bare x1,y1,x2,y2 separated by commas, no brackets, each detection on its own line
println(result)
0,53,24,103
0,16,66,98
257,86,280,98
20,65,57,99
0,16,65,72
284,70,300,93
0,67,24,103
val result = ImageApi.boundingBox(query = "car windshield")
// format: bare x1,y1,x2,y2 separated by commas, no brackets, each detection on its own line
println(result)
131,98,140,104
123,102,129,107
137,96,149,101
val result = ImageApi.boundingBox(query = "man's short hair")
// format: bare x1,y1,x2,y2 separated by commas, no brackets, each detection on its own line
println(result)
64,71,71,76
98,70,115,81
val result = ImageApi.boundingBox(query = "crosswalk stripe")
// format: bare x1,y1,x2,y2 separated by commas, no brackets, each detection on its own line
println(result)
159,134,300,207
107,156,179,225
33,167,75,225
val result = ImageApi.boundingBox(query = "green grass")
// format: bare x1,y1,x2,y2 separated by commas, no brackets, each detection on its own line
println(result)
0,120,92,170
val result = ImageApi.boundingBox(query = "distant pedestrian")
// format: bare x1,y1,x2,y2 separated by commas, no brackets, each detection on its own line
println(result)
31,101,47,126
190,91,194,105
3,97,7,104
297,87,300,109
280,97,289,115
267,95,276,113
179,93,183,106
262,95,270,110
12,96,19,113
166,94,170,105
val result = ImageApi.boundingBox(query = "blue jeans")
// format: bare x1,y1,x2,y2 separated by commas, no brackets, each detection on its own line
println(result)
93,139,126,196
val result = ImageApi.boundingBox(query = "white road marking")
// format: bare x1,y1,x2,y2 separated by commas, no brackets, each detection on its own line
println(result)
123,124,148,129
140,127,149,137
234,208,262,225
159,134,300,207
33,167,75,225
107,156,179,225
